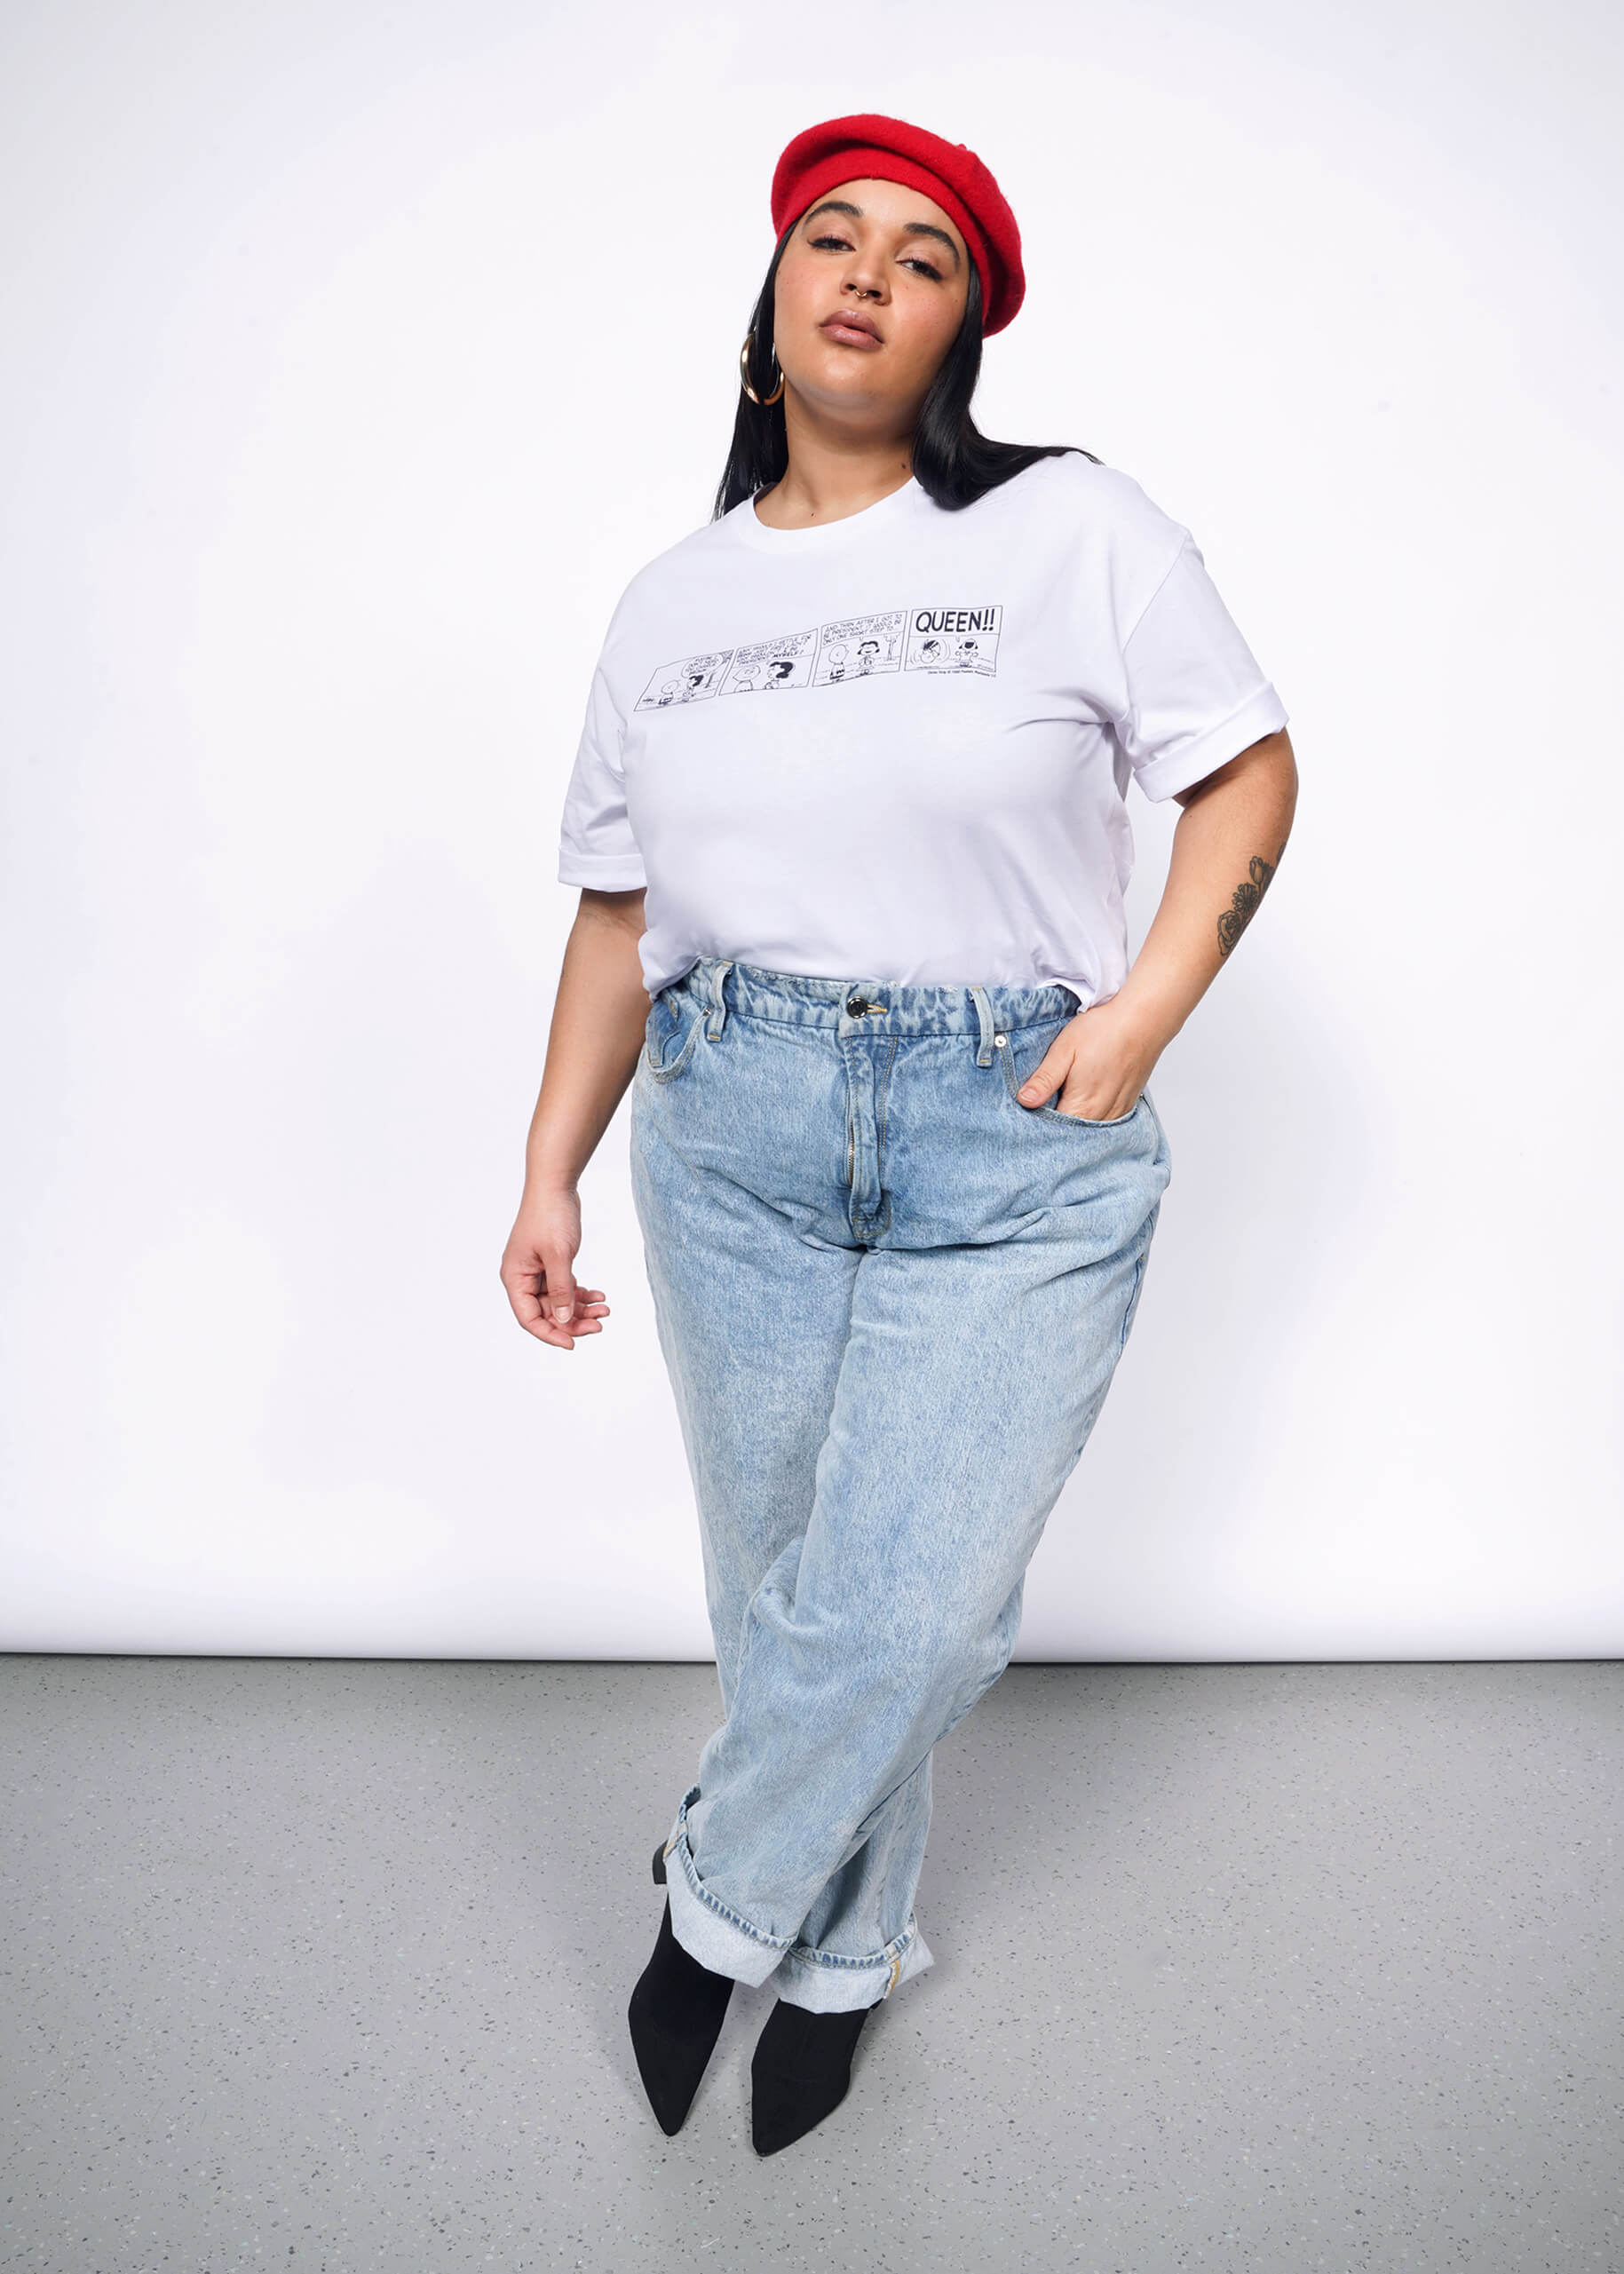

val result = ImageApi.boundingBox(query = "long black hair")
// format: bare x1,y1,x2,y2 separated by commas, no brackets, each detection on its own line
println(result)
714,223,1098,519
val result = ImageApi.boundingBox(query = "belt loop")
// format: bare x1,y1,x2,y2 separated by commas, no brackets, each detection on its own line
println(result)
968,984,995,1066
705,959,734,1042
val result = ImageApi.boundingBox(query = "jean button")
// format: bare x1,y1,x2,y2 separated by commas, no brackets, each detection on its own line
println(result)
846,995,867,1016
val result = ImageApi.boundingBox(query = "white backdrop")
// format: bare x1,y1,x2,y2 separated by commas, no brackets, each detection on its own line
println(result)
2,0,1620,1660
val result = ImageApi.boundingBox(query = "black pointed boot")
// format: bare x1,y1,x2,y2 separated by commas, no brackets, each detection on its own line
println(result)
627,1893,736,2135
750,1995,878,2155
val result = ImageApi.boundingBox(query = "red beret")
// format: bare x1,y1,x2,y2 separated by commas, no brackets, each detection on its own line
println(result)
770,112,1026,337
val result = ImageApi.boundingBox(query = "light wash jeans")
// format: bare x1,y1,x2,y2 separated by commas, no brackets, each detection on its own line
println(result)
629,955,1172,2014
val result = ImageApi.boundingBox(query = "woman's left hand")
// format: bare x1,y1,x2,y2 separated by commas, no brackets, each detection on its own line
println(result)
1015,996,1168,1121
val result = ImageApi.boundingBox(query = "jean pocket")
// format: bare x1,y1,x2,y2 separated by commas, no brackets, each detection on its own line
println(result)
1042,1098,1142,1127
645,989,706,1083
996,1022,1142,1128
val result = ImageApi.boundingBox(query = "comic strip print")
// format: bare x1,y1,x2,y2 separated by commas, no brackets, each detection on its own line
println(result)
634,605,1003,713
720,627,819,694
904,606,1002,677
812,610,907,688
635,651,734,710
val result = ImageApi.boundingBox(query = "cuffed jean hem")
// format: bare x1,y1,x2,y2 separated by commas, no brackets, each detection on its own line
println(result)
661,1784,933,2010
772,1921,935,2013
661,1789,795,1990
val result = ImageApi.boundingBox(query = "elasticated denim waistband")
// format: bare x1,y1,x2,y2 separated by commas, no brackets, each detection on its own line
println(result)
665,955,1081,1039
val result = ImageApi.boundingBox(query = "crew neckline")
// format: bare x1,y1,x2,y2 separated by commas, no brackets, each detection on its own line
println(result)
729,472,927,554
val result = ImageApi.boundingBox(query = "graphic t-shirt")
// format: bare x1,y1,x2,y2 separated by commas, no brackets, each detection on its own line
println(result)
556,451,1289,1010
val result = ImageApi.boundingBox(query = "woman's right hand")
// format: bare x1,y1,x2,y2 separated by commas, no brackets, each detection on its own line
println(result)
503,884,648,1351
500,1186,611,1351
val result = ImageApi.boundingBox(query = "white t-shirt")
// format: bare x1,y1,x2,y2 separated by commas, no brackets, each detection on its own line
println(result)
556,451,1288,1010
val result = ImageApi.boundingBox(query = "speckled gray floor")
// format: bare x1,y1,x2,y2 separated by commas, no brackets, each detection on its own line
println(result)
1,1658,1620,2273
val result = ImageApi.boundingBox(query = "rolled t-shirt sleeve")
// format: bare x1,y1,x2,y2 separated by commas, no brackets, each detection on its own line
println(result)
1113,534,1289,803
556,657,647,890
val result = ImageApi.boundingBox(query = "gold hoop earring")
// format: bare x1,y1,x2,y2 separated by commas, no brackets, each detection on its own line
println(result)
739,330,786,407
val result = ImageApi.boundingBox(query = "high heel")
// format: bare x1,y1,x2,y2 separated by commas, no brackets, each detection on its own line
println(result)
750,1996,878,2155
627,1896,735,2135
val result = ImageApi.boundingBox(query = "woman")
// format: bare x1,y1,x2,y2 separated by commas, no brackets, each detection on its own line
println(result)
501,112,1298,2156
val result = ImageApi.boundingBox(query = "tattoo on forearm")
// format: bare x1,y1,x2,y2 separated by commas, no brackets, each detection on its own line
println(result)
1216,855,1276,959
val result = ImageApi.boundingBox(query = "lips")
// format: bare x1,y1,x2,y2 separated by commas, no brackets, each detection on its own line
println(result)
820,312,882,347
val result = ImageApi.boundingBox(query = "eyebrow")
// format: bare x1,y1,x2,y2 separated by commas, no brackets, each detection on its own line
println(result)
798,196,963,270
